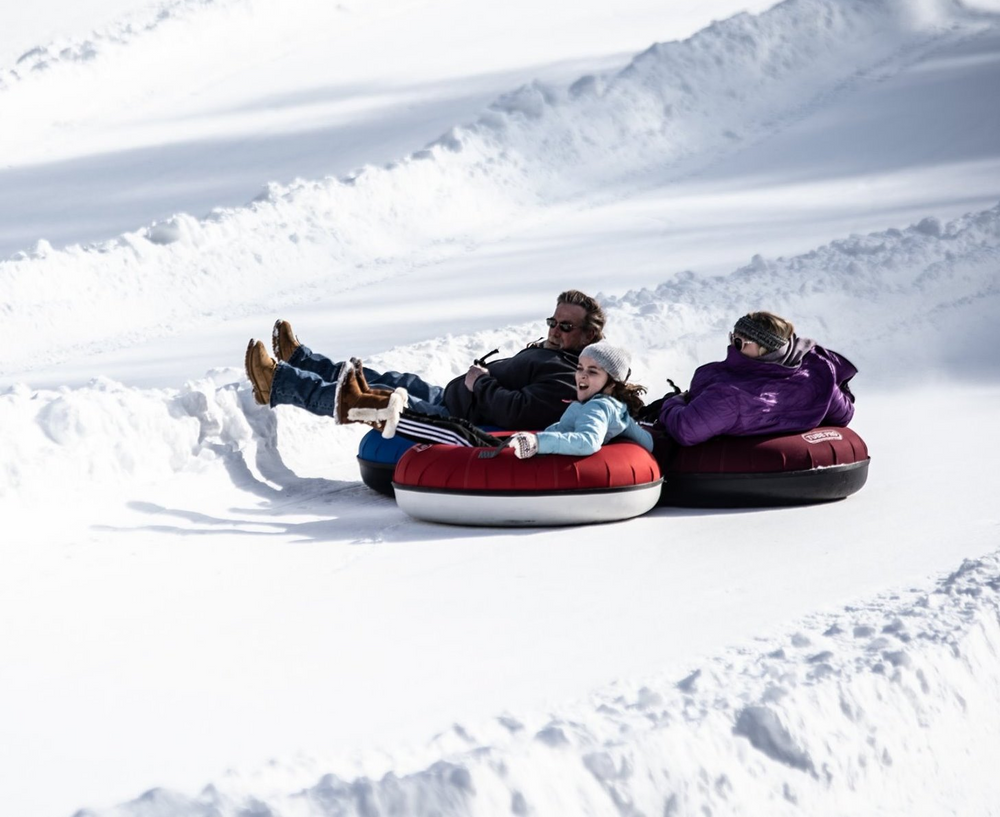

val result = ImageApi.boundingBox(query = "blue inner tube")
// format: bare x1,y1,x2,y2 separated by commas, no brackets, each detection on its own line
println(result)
357,430,417,497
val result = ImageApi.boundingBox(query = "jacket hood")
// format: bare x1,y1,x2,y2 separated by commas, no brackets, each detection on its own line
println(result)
761,333,816,367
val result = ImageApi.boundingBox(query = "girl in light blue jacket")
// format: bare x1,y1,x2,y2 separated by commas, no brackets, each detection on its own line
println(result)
505,341,653,459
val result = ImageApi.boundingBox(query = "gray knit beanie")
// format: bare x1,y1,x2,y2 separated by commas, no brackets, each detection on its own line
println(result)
733,315,788,352
579,341,631,383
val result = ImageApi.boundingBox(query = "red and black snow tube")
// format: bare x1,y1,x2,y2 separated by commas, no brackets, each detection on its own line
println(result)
656,426,870,507
393,441,663,526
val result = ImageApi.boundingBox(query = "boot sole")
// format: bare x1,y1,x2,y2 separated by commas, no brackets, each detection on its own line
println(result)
272,320,299,363
245,339,269,405
332,359,356,424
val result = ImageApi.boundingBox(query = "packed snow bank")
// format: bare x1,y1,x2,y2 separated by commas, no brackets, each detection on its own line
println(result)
0,370,368,501
3,202,997,500
2,0,994,373
74,549,1000,817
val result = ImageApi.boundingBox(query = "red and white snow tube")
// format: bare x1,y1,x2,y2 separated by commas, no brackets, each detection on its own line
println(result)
393,442,663,527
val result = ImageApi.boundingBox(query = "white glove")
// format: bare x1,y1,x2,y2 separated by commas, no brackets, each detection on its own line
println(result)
507,432,539,459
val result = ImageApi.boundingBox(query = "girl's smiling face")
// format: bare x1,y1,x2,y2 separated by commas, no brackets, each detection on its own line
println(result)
576,355,611,402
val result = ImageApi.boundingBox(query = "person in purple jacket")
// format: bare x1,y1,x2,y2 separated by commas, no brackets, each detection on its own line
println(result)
658,311,857,446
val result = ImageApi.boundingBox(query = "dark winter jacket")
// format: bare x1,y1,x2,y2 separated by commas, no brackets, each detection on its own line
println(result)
659,342,857,446
443,345,578,429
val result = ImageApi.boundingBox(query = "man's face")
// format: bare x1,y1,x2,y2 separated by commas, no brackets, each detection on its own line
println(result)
543,302,593,352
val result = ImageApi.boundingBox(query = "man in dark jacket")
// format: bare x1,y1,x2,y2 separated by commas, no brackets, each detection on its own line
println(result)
244,290,605,431
441,290,603,428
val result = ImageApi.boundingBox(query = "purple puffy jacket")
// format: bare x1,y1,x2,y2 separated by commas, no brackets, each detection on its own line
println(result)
659,345,857,446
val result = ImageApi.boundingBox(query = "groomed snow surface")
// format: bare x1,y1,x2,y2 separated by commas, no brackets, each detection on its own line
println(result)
2,0,999,815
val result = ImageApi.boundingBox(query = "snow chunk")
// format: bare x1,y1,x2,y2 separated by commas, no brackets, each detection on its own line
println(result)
733,706,816,773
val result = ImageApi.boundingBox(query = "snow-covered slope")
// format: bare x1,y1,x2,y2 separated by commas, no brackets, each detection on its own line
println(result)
1,0,999,815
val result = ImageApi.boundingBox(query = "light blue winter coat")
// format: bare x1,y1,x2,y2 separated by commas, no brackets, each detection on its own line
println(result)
535,394,653,456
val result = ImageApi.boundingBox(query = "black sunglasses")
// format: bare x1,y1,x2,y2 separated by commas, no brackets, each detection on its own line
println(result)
546,317,578,332
729,332,756,351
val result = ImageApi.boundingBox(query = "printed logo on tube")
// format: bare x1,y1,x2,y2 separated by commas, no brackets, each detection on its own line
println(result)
802,430,843,444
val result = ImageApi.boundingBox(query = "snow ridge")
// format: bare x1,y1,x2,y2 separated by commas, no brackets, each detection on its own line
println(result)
74,549,1000,816
598,203,1000,384
1,0,992,374
476,0,970,191
0,0,246,91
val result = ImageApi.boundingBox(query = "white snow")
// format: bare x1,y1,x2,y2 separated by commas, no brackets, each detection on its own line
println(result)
1,0,999,815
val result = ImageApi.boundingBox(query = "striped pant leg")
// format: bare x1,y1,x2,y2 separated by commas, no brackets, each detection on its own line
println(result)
394,412,502,447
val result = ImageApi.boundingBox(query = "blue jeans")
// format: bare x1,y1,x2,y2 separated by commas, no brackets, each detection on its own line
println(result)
269,345,451,417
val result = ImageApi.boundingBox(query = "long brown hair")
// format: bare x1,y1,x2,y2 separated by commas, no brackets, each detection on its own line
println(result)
607,380,647,418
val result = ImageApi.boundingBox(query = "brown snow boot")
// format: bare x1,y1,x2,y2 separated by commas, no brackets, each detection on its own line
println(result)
351,357,393,396
271,319,301,363
335,365,407,433
245,339,277,405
